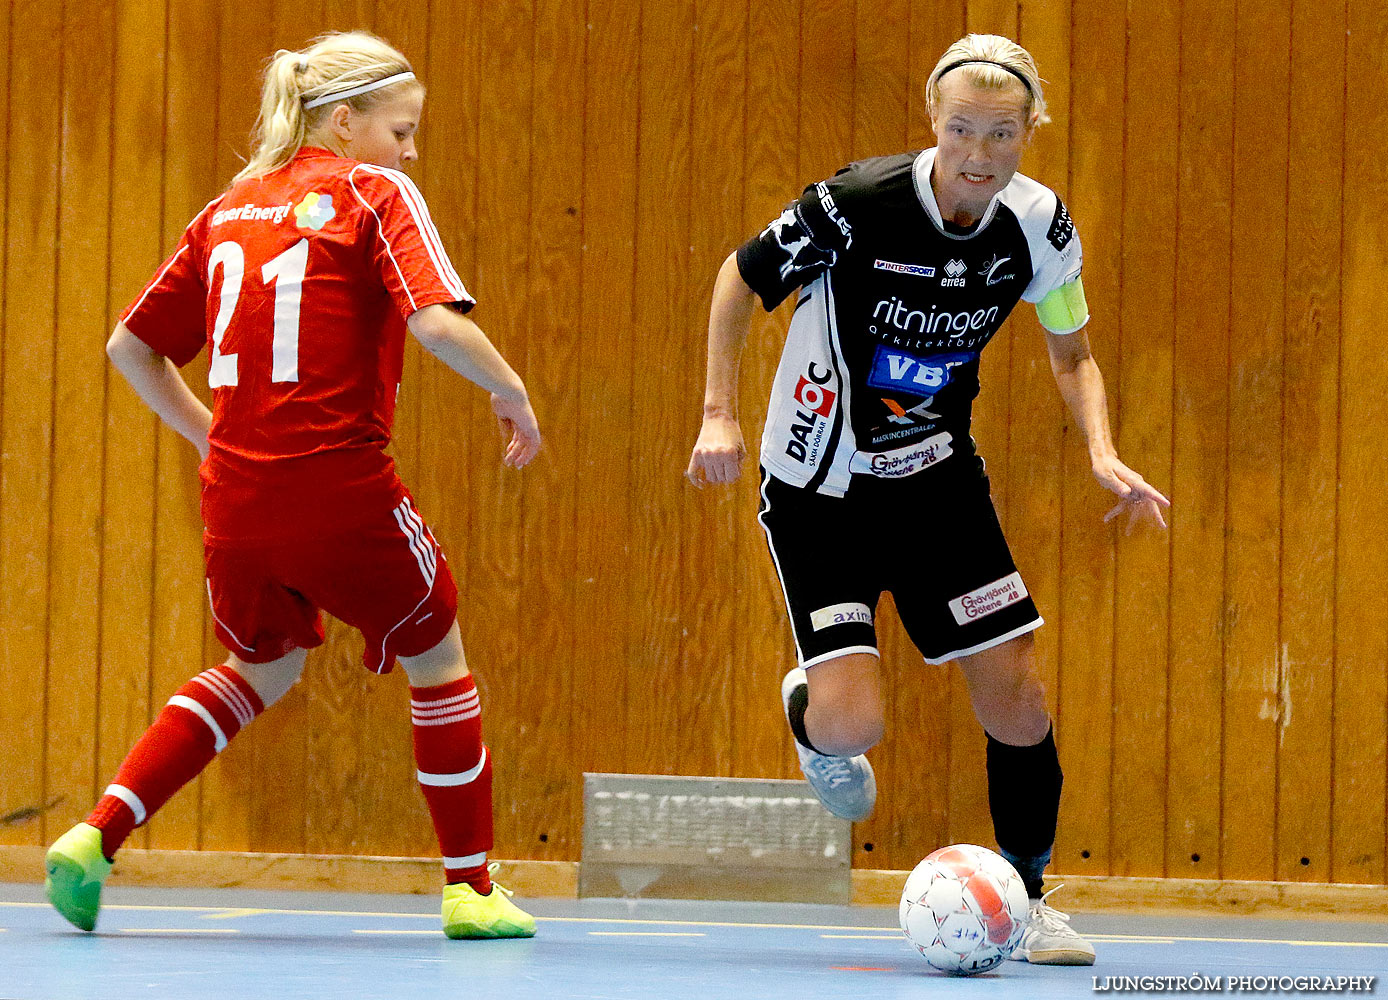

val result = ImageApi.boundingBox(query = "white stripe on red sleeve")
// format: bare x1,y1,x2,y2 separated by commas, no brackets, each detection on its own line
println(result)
348,170,420,313
349,163,472,305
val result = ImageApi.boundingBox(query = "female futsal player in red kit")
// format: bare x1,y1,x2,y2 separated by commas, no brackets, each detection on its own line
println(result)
44,31,540,940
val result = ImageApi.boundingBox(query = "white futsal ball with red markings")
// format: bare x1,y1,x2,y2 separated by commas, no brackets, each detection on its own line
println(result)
898,844,1029,976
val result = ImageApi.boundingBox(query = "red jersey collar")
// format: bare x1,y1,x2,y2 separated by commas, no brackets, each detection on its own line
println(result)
295,145,346,161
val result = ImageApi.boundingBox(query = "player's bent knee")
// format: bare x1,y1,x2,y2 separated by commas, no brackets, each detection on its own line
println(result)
226,647,308,708
824,723,885,758
398,621,469,688
803,651,885,755
975,685,1050,746
807,709,885,757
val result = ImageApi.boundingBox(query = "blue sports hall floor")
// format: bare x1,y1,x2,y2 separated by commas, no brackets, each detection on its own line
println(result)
2,883,1385,998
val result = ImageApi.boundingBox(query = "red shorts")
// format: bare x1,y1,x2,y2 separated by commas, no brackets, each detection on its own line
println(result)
204,493,458,673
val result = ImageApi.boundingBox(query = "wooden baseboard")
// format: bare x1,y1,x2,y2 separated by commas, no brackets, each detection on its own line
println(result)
0,845,577,899
852,868,1388,920
4,846,1385,919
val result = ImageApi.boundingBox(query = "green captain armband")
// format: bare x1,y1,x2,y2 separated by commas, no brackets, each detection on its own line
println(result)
1035,276,1089,334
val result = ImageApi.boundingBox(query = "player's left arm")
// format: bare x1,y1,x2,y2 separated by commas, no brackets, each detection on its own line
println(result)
407,304,540,469
1043,316,1170,532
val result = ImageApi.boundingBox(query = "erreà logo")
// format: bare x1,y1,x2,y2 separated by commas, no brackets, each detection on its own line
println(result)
941,258,966,287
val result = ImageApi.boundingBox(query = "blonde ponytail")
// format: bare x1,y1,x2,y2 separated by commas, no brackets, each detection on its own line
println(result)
233,32,418,184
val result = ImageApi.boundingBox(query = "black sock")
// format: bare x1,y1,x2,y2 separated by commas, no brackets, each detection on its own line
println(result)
986,724,1063,899
786,680,823,754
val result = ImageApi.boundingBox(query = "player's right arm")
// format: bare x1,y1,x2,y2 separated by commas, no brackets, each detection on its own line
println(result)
686,252,756,487
351,164,540,470
114,214,217,461
107,322,213,460
687,168,856,487
406,305,540,469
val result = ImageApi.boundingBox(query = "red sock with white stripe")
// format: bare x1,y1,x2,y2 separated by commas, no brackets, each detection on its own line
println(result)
411,674,493,894
86,665,264,860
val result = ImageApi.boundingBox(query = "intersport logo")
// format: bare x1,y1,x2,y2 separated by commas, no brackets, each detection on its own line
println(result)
874,259,935,277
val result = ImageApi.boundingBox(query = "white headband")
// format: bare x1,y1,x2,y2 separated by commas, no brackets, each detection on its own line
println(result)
304,71,416,110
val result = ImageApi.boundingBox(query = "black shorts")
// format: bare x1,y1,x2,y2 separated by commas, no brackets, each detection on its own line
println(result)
756,462,1043,667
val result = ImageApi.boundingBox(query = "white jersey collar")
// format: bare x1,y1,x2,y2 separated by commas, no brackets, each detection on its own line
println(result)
912,147,1003,240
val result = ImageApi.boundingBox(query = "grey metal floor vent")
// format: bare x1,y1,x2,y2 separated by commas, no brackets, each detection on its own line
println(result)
580,773,852,904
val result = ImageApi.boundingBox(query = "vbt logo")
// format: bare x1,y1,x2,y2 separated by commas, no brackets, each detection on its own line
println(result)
786,362,835,464
868,347,973,421
879,352,969,392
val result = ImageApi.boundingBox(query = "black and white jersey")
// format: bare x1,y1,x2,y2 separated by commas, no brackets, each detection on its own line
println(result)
737,147,1084,496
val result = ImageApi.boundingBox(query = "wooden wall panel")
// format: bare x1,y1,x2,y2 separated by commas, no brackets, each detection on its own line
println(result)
517,0,586,860
97,0,165,855
469,0,535,854
0,0,61,849
628,0,695,779
1166,0,1234,880
732,0,800,784
1276,0,1343,884
678,0,746,783
1057,0,1120,877
1109,0,1175,877
5,0,1388,890
1222,0,1290,882
45,0,117,844
1333,0,1388,886
570,0,639,785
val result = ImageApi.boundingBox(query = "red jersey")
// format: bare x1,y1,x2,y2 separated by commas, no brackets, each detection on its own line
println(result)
122,147,472,543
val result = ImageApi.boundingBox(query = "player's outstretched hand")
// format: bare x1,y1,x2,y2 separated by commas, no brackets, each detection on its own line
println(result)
1092,455,1170,533
491,392,541,469
686,414,746,488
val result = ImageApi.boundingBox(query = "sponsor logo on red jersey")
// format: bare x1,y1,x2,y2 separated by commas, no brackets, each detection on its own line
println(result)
294,192,336,230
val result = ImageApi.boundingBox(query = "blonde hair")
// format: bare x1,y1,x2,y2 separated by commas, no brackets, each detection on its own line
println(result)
233,32,420,184
926,34,1048,127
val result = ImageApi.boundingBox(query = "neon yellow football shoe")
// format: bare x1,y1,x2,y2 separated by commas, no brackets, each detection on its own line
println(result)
441,870,536,939
45,822,113,932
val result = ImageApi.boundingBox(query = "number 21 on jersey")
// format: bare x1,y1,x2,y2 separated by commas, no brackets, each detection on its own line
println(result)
207,237,309,388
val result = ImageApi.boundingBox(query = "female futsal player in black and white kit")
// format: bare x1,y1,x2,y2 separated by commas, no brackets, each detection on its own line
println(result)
687,34,1169,966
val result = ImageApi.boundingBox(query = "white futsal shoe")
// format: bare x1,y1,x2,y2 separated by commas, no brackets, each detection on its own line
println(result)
1010,886,1096,965
781,667,877,822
